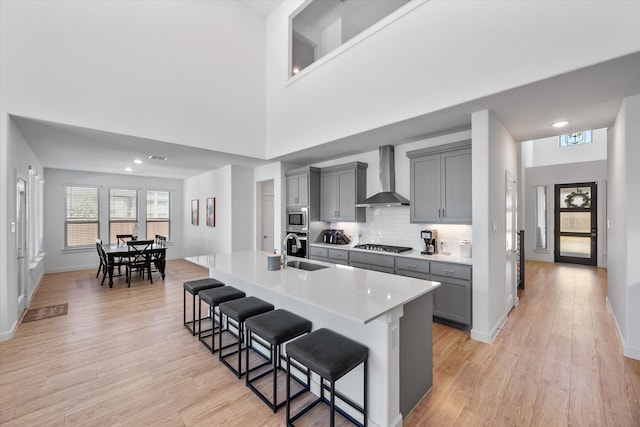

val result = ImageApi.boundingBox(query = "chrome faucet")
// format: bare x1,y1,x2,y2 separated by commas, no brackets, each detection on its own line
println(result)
282,233,302,269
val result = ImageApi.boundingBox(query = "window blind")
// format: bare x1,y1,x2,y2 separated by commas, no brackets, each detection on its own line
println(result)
146,190,170,240
65,186,99,247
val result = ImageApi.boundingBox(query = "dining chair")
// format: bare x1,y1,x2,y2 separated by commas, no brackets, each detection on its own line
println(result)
116,234,134,246
126,240,154,286
96,241,127,286
96,239,106,278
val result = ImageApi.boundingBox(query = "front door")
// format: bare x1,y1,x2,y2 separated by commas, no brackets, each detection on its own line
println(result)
554,182,597,266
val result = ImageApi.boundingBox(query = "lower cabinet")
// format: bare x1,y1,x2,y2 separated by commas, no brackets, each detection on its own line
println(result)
309,246,349,265
349,251,395,274
430,263,472,327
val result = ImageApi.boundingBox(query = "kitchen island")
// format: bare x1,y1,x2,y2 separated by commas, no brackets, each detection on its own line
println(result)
186,251,440,427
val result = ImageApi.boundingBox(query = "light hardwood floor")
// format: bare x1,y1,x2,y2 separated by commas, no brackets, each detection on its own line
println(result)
1,260,639,426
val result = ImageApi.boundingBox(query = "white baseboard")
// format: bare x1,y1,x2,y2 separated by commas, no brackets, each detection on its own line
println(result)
0,320,17,342
605,297,640,361
470,314,507,344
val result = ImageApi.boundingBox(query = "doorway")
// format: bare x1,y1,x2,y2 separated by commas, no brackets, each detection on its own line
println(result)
554,182,597,266
257,180,275,252
16,178,28,316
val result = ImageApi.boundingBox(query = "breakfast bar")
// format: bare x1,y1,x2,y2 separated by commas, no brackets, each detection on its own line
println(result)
186,250,440,427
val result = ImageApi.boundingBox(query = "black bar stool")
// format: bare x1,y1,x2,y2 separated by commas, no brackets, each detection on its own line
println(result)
197,286,246,353
183,278,224,336
245,309,312,412
218,296,274,378
286,328,368,427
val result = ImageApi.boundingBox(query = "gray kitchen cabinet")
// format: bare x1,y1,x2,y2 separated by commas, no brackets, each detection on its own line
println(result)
309,246,329,262
349,251,395,274
286,166,319,208
328,248,349,265
430,262,472,326
286,173,308,207
320,162,367,222
395,257,430,280
407,141,472,224
309,246,350,265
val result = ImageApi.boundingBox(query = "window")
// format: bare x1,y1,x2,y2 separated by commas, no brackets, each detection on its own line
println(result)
109,188,137,243
559,130,592,147
65,186,99,247
28,169,44,261
535,186,547,250
146,190,170,240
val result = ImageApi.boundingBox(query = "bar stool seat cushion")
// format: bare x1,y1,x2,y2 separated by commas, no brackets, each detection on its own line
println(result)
199,286,246,305
220,296,274,322
245,309,312,345
286,328,368,381
183,278,224,294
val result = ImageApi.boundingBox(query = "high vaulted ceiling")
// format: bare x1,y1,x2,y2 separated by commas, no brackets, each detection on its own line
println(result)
8,1,640,178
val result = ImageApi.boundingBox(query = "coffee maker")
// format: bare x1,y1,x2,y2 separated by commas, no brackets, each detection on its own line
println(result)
420,229,438,255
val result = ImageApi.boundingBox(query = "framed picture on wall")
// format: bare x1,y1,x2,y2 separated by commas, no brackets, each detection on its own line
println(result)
191,199,199,226
206,197,216,227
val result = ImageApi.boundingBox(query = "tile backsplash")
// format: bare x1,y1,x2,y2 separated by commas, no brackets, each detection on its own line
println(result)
329,207,472,256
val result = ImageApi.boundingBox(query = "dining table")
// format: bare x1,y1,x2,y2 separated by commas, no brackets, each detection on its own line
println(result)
103,243,167,287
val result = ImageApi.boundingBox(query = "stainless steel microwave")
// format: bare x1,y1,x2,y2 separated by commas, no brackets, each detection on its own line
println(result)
286,208,307,232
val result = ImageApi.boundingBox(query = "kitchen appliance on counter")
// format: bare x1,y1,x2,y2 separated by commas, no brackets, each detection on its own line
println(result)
322,229,351,245
353,243,412,254
421,229,438,255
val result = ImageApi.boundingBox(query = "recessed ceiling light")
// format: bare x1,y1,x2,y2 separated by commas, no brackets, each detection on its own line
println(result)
552,120,570,128
124,167,132,172
292,67,300,74
133,159,143,164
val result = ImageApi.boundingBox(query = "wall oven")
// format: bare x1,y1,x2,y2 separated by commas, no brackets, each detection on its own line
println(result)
286,208,308,232
285,232,308,259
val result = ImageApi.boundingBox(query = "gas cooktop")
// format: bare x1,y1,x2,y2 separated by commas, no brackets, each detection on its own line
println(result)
353,244,413,254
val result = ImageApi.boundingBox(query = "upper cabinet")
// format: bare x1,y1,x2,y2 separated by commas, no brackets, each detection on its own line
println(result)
320,162,367,222
286,173,308,207
407,141,472,224
285,166,320,209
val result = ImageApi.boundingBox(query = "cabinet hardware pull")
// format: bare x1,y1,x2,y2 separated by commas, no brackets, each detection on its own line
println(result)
443,269,455,273
407,264,417,268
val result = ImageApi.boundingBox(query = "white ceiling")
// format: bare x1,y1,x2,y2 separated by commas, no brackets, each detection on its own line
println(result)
13,117,269,179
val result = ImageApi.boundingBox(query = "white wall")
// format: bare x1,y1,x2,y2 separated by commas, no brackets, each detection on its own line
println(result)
182,165,255,257
43,169,184,273
1,118,45,341
266,1,640,158
472,110,519,343
524,161,607,266
522,128,607,168
607,94,640,360
0,0,267,159
231,166,255,252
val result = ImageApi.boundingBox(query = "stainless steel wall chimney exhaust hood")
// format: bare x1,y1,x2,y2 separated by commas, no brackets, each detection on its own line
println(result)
356,145,410,207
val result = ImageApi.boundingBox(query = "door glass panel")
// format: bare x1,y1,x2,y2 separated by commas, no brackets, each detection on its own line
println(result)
560,212,591,233
560,236,591,258
559,187,592,208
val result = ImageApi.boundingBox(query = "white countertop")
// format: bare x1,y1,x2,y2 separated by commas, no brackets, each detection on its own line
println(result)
186,250,440,324
310,242,473,265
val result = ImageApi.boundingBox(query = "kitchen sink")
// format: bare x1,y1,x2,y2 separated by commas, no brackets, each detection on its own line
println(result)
286,261,329,271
